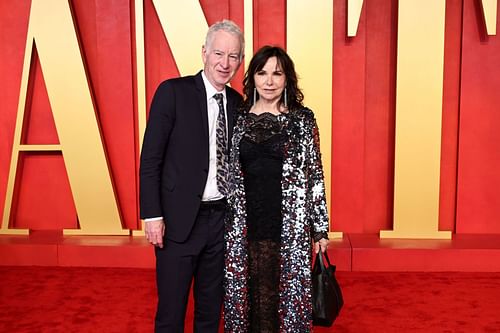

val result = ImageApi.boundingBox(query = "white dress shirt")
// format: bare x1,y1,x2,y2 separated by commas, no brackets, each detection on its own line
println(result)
201,71,227,201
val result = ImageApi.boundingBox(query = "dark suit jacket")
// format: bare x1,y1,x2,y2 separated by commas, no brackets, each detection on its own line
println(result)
139,71,242,243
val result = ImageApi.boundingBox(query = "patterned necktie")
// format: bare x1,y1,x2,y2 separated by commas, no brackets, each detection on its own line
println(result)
213,93,229,196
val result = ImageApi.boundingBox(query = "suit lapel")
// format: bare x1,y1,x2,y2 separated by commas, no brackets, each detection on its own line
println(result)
194,72,209,139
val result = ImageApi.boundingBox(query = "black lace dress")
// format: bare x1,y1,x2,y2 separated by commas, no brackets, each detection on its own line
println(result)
239,112,285,333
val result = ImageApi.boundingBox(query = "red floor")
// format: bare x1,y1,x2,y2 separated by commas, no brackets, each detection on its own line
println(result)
3,266,500,332
1,231,500,271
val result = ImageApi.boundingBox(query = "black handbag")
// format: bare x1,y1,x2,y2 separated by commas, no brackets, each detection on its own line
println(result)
312,251,344,326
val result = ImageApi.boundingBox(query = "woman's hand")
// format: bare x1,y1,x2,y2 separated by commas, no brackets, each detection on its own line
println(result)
314,238,329,253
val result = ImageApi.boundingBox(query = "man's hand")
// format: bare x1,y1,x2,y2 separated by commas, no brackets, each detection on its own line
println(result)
145,219,165,248
314,238,329,253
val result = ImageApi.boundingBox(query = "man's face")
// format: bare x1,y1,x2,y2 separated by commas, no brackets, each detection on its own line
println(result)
202,30,242,91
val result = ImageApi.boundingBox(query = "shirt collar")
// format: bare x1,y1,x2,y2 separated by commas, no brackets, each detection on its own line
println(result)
201,71,226,102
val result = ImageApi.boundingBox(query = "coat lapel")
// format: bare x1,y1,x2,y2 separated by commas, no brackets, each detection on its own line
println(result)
226,93,237,151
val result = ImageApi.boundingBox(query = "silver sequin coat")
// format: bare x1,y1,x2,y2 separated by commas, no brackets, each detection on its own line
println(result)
224,107,330,332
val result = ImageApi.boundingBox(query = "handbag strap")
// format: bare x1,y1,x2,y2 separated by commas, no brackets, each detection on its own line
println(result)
317,251,333,273
323,251,332,267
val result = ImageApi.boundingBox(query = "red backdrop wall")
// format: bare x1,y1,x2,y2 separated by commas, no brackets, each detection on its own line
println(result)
0,0,499,234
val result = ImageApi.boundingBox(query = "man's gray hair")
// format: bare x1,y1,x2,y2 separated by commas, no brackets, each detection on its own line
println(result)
204,19,245,60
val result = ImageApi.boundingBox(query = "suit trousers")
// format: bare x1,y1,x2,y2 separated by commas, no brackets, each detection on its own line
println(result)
154,203,225,333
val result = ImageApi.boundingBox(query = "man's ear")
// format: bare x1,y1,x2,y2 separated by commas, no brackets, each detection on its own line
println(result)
201,45,207,63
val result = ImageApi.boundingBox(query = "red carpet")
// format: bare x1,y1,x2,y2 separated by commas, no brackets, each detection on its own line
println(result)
0,267,499,332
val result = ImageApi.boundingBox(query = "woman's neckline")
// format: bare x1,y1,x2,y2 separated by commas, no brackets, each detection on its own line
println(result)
249,102,289,116
248,111,281,117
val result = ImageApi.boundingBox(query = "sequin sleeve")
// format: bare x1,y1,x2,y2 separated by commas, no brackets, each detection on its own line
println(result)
305,110,330,235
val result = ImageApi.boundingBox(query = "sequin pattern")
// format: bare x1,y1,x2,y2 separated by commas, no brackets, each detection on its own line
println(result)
224,108,330,332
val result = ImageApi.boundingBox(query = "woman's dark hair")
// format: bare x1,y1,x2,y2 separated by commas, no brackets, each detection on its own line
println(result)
242,45,304,112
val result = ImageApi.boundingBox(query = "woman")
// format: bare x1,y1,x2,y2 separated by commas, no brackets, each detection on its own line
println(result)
224,45,330,332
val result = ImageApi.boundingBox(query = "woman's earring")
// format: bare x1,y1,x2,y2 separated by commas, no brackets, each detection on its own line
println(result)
283,87,288,108
253,87,257,105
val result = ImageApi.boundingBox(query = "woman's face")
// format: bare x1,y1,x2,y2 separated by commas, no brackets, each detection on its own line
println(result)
253,56,286,103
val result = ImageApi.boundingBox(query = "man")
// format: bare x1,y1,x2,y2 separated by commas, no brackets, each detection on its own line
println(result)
139,20,244,332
